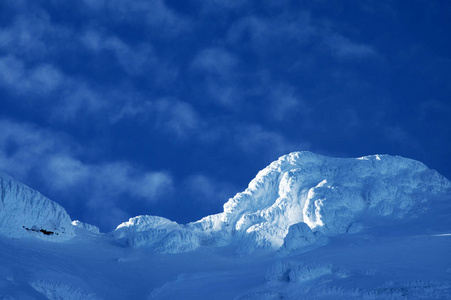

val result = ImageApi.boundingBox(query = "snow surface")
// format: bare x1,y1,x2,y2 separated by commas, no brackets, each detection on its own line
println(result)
71,220,100,234
0,172,74,241
0,151,450,299
106,152,451,254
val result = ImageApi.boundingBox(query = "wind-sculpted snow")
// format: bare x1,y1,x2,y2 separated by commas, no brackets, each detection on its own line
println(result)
265,260,351,284
72,220,100,234
109,215,201,252
110,152,451,254
217,152,451,252
0,172,74,240
278,222,328,256
0,152,450,299
31,280,101,300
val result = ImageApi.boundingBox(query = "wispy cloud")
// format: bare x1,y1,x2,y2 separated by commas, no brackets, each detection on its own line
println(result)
192,47,239,75
324,34,378,60
0,10,72,60
194,0,247,14
112,98,204,139
227,13,316,56
81,0,191,36
182,174,236,208
226,12,378,63
45,156,173,202
191,47,243,107
0,55,107,120
0,119,73,179
0,119,174,229
0,56,63,94
267,83,310,121
233,124,310,159
383,125,420,150
81,30,178,81
153,99,202,138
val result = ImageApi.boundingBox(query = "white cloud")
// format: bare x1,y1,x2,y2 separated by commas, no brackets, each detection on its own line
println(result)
81,29,178,82
0,55,109,121
233,124,310,159
418,100,451,121
0,119,174,211
82,0,191,36
0,11,72,60
194,0,247,13
383,125,419,149
57,83,107,120
82,0,105,10
268,83,310,121
0,56,63,95
46,158,173,202
227,13,378,62
204,79,243,106
45,155,90,189
111,98,203,139
191,47,243,107
0,120,70,178
183,174,236,208
82,31,153,76
0,56,25,90
324,34,378,60
153,99,202,137
192,47,238,75
227,13,316,54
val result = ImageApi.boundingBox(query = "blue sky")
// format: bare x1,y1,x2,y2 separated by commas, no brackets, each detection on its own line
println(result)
0,0,450,231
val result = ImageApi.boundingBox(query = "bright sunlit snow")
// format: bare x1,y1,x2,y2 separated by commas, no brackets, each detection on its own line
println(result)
0,152,450,299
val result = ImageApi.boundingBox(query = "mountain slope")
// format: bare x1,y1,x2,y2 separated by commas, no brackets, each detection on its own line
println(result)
0,172,74,241
0,152,450,299
112,152,451,254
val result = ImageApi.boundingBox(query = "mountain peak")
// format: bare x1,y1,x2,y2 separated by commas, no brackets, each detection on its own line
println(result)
1,152,450,255
106,152,451,254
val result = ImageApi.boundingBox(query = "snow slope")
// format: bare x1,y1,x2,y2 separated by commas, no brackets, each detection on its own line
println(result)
0,151,450,299
0,172,74,241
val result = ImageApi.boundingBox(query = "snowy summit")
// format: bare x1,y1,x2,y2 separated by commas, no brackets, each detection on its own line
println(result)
0,152,450,299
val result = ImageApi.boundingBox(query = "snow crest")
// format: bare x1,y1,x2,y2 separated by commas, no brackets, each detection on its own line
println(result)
110,152,451,254
0,172,74,240
110,215,200,253
217,152,451,251
72,220,100,234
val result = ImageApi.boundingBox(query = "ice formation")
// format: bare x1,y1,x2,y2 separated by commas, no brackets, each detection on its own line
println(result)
72,220,100,234
0,151,450,299
110,151,451,254
0,172,74,240
1,151,450,253
216,152,450,251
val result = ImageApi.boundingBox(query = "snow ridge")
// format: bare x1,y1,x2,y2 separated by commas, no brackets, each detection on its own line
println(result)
1,151,449,252
0,172,74,241
111,152,451,254
109,215,200,252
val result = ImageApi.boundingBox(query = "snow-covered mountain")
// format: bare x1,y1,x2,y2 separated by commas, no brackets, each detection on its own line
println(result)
110,152,450,254
0,152,450,299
